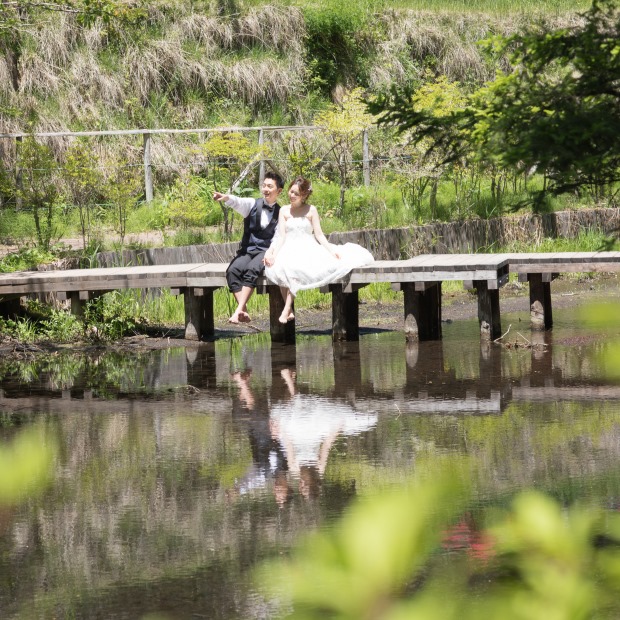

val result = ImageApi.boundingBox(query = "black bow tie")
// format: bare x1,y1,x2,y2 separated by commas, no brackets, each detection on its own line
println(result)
264,203,277,212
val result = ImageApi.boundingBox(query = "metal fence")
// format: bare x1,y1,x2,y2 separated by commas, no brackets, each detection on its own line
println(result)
0,124,374,201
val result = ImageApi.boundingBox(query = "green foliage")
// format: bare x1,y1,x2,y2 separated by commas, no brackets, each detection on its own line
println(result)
315,88,376,215
104,157,143,246
0,426,56,506
303,1,374,94
199,132,263,238
0,246,56,272
371,0,620,205
15,136,63,251
162,175,219,228
84,291,141,340
63,138,104,250
259,459,620,620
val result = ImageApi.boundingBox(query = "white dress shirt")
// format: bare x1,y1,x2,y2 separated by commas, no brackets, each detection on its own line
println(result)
225,195,278,228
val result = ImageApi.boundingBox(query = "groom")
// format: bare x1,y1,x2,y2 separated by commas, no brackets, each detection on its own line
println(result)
213,171,284,324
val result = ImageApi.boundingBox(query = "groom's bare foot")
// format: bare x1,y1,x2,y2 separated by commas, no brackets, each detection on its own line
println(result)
228,312,241,324
238,311,251,323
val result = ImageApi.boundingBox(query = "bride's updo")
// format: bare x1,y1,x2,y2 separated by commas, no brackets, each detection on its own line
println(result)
290,176,313,198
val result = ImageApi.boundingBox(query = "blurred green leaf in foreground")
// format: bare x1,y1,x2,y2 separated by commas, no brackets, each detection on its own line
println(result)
0,426,56,506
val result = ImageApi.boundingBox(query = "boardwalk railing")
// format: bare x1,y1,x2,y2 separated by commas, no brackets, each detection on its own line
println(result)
0,252,619,342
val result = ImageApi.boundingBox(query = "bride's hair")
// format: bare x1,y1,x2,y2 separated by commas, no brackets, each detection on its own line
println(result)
290,176,313,197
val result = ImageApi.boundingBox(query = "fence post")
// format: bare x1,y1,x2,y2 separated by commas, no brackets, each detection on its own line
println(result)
15,136,22,210
258,128,265,186
362,129,370,187
143,132,153,202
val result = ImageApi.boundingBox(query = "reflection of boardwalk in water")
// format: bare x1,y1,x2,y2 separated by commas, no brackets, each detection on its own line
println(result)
1,332,619,417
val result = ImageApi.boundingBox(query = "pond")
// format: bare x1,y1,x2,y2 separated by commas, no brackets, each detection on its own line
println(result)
1,301,620,619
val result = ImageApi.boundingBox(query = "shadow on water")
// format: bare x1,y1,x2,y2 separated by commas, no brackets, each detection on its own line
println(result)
1,307,620,618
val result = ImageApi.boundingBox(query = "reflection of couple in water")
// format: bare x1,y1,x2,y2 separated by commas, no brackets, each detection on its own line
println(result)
231,366,377,504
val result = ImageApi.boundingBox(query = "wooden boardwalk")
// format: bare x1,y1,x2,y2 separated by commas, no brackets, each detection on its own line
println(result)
0,252,619,342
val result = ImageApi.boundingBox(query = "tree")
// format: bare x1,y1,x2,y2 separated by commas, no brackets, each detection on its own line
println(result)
370,0,620,203
200,133,262,240
105,157,142,247
316,87,376,216
15,135,61,251
63,138,103,252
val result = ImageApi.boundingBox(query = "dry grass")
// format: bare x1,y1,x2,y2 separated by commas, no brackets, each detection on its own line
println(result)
371,10,585,86
172,13,234,50
18,49,62,97
0,58,14,96
69,50,125,109
31,13,78,68
124,39,190,103
217,56,305,105
237,5,305,53
81,23,107,54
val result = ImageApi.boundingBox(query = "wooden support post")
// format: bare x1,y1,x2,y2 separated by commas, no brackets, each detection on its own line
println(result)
143,133,153,202
258,128,265,186
476,280,501,341
268,285,295,343
183,287,214,340
528,273,553,330
402,282,442,341
331,284,359,341
0,297,21,319
69,292,85,318
362,129,370,187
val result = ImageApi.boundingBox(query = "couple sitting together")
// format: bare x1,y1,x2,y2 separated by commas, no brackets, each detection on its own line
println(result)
213,173,374,325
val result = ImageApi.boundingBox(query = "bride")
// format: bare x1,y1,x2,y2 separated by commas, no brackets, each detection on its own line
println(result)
263,176,375,324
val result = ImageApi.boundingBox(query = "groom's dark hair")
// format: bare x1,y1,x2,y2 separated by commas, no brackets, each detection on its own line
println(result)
264,171,284,189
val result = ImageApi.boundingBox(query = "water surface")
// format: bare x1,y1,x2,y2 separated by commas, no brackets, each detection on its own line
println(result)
1,303,620,619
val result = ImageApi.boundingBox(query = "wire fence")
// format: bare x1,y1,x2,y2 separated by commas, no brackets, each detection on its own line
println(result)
0,124,375,202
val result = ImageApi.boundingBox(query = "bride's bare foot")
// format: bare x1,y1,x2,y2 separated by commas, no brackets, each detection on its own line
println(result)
278,311,295,324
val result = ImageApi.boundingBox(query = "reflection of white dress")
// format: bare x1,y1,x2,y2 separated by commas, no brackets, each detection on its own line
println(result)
265,216,374,295
270,394,378,471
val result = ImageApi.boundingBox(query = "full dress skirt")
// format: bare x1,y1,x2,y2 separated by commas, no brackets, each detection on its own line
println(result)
264,216,374,295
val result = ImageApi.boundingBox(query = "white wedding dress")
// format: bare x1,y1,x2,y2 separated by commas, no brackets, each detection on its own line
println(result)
264,216,375,295
270,394,378,473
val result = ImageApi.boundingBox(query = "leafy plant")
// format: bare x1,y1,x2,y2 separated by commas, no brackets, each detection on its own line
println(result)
259,459,620,620
315,88,376,215
84,291,141,341
63,138,104,251
198,132,263,239
104,156,143,247
15,135,62,251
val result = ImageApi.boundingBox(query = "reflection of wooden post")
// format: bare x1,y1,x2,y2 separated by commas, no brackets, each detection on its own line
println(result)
186,341,217,389
143,133,153,202
333,341,362,396
402,282,442,341
269,285,295,343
